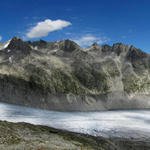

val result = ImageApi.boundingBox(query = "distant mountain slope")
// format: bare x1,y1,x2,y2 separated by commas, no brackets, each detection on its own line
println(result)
0,36,149,111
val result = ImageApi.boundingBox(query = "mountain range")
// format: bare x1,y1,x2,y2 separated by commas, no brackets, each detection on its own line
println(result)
0,36,150,111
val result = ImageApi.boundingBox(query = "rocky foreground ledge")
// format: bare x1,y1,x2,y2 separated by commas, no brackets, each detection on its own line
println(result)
0,121,149,150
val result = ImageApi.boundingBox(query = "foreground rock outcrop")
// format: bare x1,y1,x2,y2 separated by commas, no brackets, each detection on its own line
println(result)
0,120,150,150
0,37,150,111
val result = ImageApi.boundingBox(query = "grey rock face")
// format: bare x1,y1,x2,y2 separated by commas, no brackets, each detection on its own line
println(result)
28,39,47,49
6,37,31,54
0,37,150,111
59,39,80,52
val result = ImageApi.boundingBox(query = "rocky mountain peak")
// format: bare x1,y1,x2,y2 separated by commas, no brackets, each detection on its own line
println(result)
92,42,99,47
101,44,112,53
86,42,101,52
6,36,31,54
59,39,80,52
91,42,101,49
127,45,149,61
112,43,125,48
12,36,20,40
112,43,130,56
29,40,47,49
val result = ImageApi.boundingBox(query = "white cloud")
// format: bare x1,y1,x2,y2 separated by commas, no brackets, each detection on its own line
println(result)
0,36,2,41
73,35,108,47
26,19,71,39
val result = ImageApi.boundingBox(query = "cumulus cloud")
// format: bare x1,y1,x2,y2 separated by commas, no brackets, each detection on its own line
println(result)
26,19,71,38
73,35,108,47
0,36,2,41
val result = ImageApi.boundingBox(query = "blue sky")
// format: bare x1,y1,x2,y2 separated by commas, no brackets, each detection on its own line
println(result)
0,0,150,53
